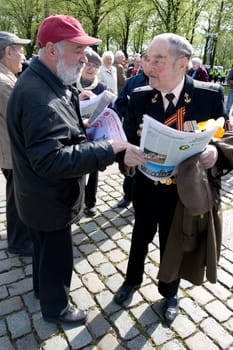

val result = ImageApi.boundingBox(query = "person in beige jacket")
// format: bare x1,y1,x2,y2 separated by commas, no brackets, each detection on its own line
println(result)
0,31,32,256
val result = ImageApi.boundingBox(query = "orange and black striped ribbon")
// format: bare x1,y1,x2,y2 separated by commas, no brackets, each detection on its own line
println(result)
164,107,186,131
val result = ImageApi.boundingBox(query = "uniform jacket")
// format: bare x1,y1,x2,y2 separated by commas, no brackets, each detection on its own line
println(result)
115,72,149,119
0,62,16,169
123,75,230,284
7,56,115,231
124,75,228,145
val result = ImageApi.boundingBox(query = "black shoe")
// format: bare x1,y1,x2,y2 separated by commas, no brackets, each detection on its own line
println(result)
43,305,87,325
117,198,131,208
84,207,96,217
8,245,33,257
114,281,139,304
163,297,179,325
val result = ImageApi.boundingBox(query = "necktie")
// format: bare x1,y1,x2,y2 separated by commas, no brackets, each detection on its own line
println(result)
165,93,175,118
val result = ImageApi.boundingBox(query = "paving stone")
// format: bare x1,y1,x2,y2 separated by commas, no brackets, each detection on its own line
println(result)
130,303,159,326
97,240,117,252
6,310,31,339
63,324,92,349
180,297,208,323
185,332,219,350
204,281,232,300
42,334,69,350
0,296,23,316
106,248,126,263
147,323,173,346
96,290,121,314
127,335,155,349
82,272,105,293
172,314,196,338
87,307,111,338
0,285,8,300
70,273,83,290
87,251,108,266
110,310,140,340
139,283,161,303
71,287,95,309
204,299,232,322
0,256,21,273
96,262,117,277
8,277,33,296
16,333,38,350
96,333,124,350
0,268,25,286
201,317,233,349
32,312,58,340
144,262,159,282
0,336,14,350
188,285,214,305
161,339,187,350
217,268,233,288
89,230,108,243
0,319,6,336
23,292,40,313
74,256,93,274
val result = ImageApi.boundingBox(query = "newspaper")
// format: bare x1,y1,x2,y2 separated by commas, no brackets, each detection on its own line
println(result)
86,107,127,141
139,114,218,181
79,90,115,122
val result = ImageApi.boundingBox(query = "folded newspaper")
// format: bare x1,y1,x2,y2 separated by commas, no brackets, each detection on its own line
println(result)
79,90,115,123
86,107,127,142
139,114,218,181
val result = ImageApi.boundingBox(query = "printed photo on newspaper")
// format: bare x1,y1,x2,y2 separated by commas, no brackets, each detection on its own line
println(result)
139,114,218,181
86,107,127,142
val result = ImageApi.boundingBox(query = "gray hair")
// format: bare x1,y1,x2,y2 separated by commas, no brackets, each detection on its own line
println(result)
152,33,193,59
102,50,114,61
115,50,125,58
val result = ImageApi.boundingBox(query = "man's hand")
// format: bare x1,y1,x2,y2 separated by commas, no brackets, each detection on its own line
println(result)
199,145,218,169
109,141,146,167
124,144,146,167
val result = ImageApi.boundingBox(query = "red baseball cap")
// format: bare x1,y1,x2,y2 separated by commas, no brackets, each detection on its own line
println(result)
37,14,102,48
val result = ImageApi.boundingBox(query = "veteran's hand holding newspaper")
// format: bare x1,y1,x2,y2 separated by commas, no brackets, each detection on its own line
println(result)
199,145,218,169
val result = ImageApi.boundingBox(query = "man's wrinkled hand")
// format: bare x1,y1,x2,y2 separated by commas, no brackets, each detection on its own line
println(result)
199,144,218,169
124,144,146,167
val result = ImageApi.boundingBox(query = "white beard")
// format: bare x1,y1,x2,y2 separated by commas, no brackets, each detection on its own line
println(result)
56,58,84,86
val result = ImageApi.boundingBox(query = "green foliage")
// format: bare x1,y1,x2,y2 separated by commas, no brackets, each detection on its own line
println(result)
0,0,232,67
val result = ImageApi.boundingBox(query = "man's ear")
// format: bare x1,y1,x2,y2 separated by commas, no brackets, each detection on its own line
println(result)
45,42,58,59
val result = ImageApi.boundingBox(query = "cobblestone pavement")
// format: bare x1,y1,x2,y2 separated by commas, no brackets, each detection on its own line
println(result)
0,165,233,350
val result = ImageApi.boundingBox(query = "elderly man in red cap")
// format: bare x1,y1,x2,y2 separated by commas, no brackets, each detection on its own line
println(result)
7,14,145,325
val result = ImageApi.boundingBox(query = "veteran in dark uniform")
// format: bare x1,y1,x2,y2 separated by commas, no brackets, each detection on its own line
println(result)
114,33,229,325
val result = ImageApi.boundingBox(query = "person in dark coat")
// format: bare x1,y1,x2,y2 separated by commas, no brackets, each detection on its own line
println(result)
76,47,107,217
113,33,229,326
114,52,149,208
6,14,145,326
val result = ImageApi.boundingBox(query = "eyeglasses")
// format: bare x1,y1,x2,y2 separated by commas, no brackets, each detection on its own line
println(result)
85,62,98,70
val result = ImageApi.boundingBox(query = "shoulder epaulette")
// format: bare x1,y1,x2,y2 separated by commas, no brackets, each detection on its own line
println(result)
193,79,220,92
132,85,153,93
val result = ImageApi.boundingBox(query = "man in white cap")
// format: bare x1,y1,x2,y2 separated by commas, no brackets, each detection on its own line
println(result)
0,31,32,256
7,15,145,325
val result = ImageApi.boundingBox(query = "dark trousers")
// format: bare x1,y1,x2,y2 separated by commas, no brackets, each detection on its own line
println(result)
126,171,180,299
1,168,31,250
30,226,73,317
85,171,98,209
122,175,134,201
